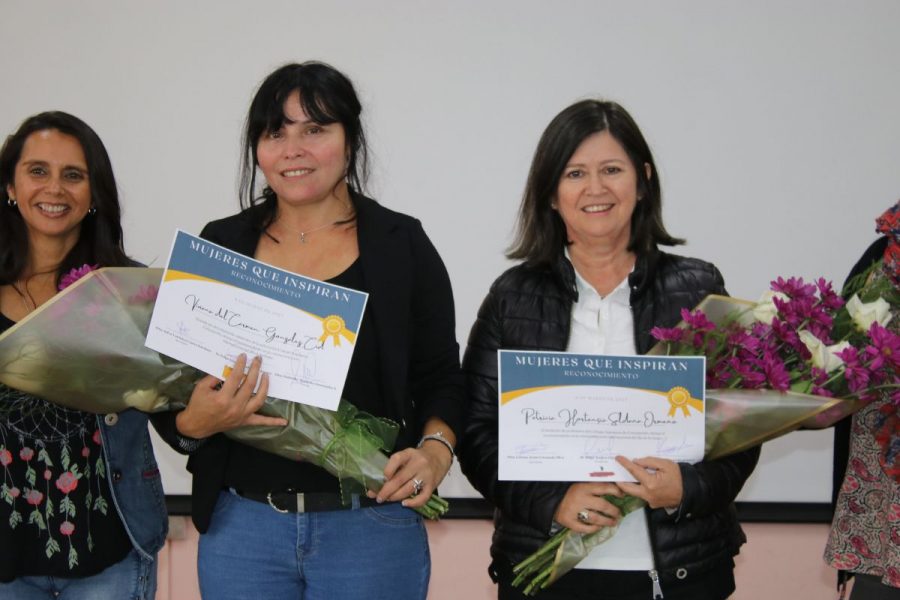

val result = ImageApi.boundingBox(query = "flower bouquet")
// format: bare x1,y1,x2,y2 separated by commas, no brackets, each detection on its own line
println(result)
0,267,448,519
511,270,900,595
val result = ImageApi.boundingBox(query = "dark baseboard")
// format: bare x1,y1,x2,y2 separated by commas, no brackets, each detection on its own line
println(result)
165,496,834,523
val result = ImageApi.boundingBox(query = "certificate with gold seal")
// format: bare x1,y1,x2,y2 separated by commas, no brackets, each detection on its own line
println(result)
498,350,705,482
145,230,368,410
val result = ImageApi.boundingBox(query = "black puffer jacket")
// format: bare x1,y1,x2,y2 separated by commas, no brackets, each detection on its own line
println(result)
459,249,761,584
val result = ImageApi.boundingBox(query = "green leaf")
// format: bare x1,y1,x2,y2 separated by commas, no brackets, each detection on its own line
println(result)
60,496,76,518
38,448,54,468
25,465,36,487
68,546,78,569
46,497,55,518
45,537,60,559
84,491,93,510
61,445,71,471
29,510,46,531
8,511,21,529
94,496,108,515
95,457,106,479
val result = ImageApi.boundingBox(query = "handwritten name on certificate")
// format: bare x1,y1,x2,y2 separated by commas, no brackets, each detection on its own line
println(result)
498,350,705,482
145,230,368,410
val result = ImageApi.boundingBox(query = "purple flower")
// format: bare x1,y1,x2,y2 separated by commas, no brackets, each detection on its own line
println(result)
837,347,871,393
864,322,900,372
725,356,764,389
761,352,791,391
772,318,807,357
771,276,817,301
815,278,844,311
58,264,99,291
681,308,715,332
809,367,829,387
811,385,834,397
726,329,761,355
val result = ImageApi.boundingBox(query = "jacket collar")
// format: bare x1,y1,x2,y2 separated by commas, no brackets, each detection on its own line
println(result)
552,245,661,302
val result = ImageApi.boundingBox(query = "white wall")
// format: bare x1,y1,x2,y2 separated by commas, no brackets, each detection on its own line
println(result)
3,0,899,503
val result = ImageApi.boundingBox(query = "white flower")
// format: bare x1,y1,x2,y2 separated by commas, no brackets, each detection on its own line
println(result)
752,291,789,325
798,330,850,373
122,388,163,412
846,294,892,331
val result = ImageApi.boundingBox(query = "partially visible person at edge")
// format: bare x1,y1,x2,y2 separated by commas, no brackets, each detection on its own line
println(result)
826,201,900,599
0,112,172,599
458,100,761,600
156,62,464,600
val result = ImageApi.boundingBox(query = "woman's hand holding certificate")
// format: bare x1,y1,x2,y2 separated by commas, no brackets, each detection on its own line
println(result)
175,353,286,439
615,456,684,510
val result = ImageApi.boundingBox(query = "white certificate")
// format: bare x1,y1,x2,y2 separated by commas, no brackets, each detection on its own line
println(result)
145,230,368,410
498,350,706,482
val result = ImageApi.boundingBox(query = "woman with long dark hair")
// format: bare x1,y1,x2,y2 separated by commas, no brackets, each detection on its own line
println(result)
0,111,167,599
169,62,465,600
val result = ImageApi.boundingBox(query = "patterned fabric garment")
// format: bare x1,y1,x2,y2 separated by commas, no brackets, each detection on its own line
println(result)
825,257,900,589
825,391,900,588
876,201,900,288
0,385,131,578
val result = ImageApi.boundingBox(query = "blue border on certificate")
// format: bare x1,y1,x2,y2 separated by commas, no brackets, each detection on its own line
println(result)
165,229,367,332
499,350,705,404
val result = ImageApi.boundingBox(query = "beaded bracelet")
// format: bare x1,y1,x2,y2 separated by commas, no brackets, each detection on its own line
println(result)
417,431,455,464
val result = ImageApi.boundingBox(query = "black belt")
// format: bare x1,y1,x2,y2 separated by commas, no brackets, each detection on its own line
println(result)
233,489,380,513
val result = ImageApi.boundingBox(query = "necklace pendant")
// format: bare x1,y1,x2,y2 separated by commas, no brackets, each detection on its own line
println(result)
300,232,308,244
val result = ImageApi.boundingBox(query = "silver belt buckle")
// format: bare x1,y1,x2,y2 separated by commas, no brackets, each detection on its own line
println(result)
266,492,305,513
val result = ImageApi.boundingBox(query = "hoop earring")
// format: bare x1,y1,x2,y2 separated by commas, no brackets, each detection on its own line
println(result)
6,198,16,208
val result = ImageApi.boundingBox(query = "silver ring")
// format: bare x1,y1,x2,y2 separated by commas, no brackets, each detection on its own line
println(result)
577,509,591,524
412,478,424,496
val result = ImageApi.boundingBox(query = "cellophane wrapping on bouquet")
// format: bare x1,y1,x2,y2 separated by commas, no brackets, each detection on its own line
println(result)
0,267,448,519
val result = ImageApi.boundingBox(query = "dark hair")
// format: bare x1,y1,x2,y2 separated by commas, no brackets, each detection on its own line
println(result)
0,111,130,285
507,99,683,265
239,61,369,222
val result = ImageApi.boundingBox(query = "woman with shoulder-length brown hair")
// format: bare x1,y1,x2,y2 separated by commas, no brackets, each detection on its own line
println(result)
460,99,760,600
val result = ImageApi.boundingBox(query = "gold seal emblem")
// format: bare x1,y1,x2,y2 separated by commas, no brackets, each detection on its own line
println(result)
666,386,703,417
319,315,347,347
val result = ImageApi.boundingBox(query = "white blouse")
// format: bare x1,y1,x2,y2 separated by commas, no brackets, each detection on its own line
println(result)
565,255,654,571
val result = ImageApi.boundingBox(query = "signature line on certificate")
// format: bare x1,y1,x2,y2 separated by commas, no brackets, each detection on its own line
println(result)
589,471,614,477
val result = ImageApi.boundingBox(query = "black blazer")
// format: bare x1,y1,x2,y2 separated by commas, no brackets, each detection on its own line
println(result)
178,194,465,532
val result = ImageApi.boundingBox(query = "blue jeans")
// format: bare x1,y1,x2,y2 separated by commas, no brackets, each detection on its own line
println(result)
0,549,156,600
198,489,430,600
